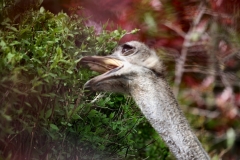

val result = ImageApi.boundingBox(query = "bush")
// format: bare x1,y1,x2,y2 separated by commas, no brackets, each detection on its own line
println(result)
0,5,172,160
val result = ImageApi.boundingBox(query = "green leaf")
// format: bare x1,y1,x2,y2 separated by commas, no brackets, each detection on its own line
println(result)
10,41,21,46
6,26,18,32
0,40,6,48
40,7,45,13
6,52,14,62
130,28,140,34
67,70,73,74
2,114,12,121
12,88,27,96
109,112,115,119
50,124,59,131
226,128,236,149
25,102,32,107
45,109,52,119
72,113,82,120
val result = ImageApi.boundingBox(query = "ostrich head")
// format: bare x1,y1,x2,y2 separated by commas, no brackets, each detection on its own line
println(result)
80,41,164,93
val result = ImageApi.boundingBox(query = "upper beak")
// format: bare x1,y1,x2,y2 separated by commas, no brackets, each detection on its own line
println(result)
79,56,123,73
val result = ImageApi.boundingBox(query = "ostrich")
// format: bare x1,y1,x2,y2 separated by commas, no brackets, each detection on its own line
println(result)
80,41,210,159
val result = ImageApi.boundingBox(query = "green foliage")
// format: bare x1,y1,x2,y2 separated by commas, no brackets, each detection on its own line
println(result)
0,6,170,160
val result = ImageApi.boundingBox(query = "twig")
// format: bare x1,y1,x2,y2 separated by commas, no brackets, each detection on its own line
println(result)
173,2,206,95
90,92,106,103
69,90,83,118
163,22,186,37
190,108,220,119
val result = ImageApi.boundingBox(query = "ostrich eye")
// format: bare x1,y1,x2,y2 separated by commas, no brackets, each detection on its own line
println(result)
121,44,135,56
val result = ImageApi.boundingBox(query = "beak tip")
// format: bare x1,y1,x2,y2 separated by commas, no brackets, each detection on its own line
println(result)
83,80,92,91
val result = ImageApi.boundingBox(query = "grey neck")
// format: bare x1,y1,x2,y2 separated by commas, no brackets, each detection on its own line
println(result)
129,74,210,160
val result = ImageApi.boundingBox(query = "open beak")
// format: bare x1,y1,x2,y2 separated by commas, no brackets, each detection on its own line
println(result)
79,56,123,74
79,55,124,91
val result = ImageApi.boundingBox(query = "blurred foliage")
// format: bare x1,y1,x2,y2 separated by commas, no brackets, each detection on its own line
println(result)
2,0,240,159
0,1,174,160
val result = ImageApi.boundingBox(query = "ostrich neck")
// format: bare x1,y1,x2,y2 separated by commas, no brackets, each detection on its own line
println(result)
130,74,209,160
